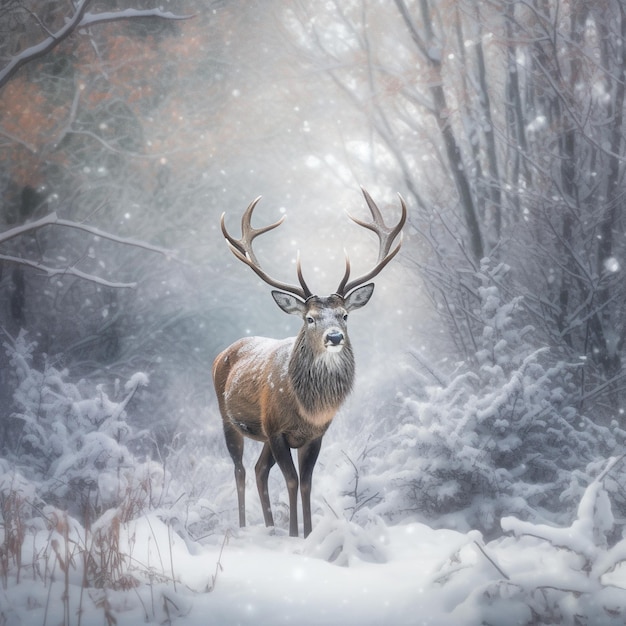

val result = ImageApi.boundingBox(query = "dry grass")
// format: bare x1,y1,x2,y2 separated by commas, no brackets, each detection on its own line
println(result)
0,471,211,626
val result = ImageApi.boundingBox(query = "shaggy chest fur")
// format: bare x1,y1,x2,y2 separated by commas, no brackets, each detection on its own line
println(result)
288,335,355,417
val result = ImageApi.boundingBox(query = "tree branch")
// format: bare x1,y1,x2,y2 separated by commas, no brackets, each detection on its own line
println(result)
0,212,174,259
0,212,177,289
0,254,136,288
80,8,195,28
0,0,93,89
54,217,174,258
0,2,194,89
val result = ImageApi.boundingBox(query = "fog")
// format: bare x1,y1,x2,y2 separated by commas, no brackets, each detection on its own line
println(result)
2,2,626,623
0,0,427,440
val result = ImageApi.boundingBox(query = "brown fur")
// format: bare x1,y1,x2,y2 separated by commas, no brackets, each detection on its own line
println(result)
213,293,368,537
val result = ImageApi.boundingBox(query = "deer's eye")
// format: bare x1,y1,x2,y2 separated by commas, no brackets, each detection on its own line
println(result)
306,316,315,325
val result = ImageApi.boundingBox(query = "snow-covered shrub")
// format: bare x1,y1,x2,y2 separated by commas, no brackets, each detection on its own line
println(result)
336,264,626,534
1,331,157,519
437,457,626,625
303,515,388,566
0,330,187,600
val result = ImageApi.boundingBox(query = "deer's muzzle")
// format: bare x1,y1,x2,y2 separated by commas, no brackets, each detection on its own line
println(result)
324,330,345,351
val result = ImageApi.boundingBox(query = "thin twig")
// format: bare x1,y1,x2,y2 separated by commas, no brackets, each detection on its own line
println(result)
207,530,230,592
322,497,340,520
473,540,510,580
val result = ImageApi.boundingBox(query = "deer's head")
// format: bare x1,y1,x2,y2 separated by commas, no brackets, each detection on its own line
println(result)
220,187,406,358
271,289,373,358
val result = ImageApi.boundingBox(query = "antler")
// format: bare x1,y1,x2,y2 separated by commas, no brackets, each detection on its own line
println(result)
335,187,407,297
221,197,312,300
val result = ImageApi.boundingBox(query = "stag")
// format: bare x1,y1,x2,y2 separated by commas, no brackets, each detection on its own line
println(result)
213,188,406,537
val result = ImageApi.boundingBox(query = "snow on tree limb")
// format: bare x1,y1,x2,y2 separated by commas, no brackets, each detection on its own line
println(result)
54,217,174,258
0,212,173,258
0,0,92,89
79,8,195,28
0,1,193,89
0,253,137,288
501,456,626,562
0,213,59,242
1,212,176,288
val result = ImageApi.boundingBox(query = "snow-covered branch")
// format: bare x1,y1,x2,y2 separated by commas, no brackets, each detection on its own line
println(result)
502,456,626,563
79,8,195,28
0,212,173,258
56,217,174,258
1,212,176,289
0,213,58,242
0,1,193,89
0,254,136,288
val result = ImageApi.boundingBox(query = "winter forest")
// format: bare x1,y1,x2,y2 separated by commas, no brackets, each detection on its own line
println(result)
2,0,626,624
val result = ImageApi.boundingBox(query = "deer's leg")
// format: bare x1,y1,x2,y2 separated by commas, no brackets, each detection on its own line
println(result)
223,422,246,528
255,442,276,527
298,436,323,538
268,434,299,537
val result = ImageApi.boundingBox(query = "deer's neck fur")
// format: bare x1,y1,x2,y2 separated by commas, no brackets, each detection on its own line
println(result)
288,331,355,420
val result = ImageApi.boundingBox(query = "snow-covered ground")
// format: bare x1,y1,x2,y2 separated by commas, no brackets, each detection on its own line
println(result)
2,516,478,626
3,469,626,626
2,338,626,625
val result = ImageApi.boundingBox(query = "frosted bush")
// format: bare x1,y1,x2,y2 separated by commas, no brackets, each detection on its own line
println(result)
440,458,626,625
303,515,388,566
335,264,626,534
1,330,157,519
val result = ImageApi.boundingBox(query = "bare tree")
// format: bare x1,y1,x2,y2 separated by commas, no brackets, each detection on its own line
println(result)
285,0,626,421
0,0,191,89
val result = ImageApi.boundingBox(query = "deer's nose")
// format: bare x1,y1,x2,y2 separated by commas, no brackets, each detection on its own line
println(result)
326,331,344,346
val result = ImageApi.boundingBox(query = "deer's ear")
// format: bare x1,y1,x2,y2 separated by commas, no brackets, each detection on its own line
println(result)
272,291,306,316
345,283,374,311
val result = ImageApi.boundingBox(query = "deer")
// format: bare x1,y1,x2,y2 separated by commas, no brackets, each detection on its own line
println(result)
212,188,406,537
